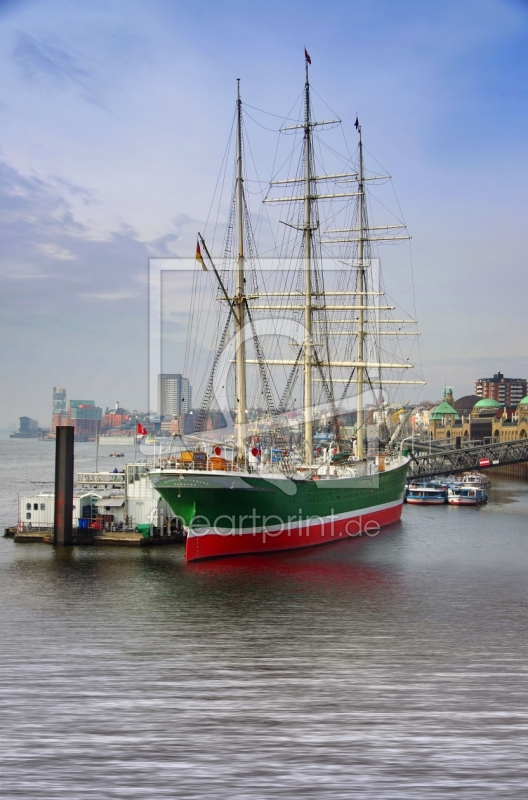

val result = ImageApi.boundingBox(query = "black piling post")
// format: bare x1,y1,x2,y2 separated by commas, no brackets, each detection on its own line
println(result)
54,426,75,546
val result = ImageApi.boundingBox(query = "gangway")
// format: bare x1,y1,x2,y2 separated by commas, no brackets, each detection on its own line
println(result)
407,438,528,480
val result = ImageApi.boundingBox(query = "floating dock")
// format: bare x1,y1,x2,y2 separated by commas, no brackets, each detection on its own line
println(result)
5,526,185,547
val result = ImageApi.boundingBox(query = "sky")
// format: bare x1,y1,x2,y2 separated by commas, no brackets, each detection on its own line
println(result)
0,0,527,428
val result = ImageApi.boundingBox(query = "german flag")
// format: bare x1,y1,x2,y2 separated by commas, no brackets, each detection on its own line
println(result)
196,240,207,271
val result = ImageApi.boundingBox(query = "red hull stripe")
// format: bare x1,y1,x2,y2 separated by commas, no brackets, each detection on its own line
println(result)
406,499,445,505
186,500,403,561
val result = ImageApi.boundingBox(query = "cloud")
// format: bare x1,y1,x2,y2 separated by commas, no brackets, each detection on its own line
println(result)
50,176,96,205
0,158,107,283
10,31,110,108
0,157,191,315
39,243,76,260
12,31,89,84
0,160,87,281
146,233,180,257
1,269,54,281
84,289,141,302
145,215,199,256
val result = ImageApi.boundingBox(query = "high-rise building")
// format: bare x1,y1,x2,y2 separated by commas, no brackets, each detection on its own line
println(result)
475,373,527,407
181,378,192,413
53,387,66,417
158,374,192,418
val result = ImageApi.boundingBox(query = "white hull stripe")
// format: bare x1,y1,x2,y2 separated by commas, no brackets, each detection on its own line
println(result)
187,498,403,537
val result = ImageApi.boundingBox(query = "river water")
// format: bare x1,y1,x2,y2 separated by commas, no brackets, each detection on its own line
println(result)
1,438,527,799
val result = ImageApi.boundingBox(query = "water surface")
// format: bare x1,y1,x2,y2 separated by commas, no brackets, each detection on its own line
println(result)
1,439,527,798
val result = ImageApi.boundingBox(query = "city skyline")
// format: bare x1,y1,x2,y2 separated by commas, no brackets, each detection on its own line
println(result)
6,366,527,436
1,0,527,427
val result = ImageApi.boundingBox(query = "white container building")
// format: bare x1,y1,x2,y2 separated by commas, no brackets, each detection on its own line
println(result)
19,464,174,532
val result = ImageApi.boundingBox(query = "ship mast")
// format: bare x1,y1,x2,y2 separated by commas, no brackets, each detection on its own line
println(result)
235,79,247,460
303,60,313,464
356,121,365,459
260,55,423,463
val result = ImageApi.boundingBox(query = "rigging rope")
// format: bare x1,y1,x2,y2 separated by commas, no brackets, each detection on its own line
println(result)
193,312,233,435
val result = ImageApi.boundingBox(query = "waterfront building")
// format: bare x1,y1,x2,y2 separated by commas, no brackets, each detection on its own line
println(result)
67,400,103,440
429,401,460,426
20,463,176,531
173,412,195,435
160,417,175,436
475,372,527,406
51,413,68,432
21,490,98,529
426,396,528,443
453,395,480,418
102,403,130,431
10,416,40,438
20,416,38,434
411,407,427,432
204,410,227,431
469,398,502,441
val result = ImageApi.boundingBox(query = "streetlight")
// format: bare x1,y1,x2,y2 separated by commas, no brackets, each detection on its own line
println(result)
399,435,415,457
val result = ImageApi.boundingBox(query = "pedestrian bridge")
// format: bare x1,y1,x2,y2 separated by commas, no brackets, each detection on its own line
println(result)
407,438,528,480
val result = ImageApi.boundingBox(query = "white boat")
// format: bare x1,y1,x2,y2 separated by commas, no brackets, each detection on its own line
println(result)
405,483,447,505
462,472,491,489
448,486,487,505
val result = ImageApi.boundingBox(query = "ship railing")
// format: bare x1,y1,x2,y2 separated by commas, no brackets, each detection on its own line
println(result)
76,472,126,486
158,457,239,472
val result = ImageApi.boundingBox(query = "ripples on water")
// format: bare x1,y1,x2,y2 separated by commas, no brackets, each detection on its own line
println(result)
1,439,527,798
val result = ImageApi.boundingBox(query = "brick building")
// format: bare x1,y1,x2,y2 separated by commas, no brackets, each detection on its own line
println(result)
475,372,527,407
102,409,130,430
52,413,68,432
68,400,102,440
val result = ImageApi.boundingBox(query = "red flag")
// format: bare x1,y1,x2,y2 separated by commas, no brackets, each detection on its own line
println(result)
304,48,311,65
137,423,148,436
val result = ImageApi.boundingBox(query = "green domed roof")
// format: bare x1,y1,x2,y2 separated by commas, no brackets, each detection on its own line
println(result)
474,398,502,408
430,401,460,420
519,396,528,406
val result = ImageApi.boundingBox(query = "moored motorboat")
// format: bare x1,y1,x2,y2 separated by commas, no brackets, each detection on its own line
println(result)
448,486,487,505
462,472,491,489
405,483,447,505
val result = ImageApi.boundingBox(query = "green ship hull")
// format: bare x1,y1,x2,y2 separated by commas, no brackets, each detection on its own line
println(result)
150,459,409,561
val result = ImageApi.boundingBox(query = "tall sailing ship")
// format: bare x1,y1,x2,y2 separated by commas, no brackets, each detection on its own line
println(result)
150,54,424,561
